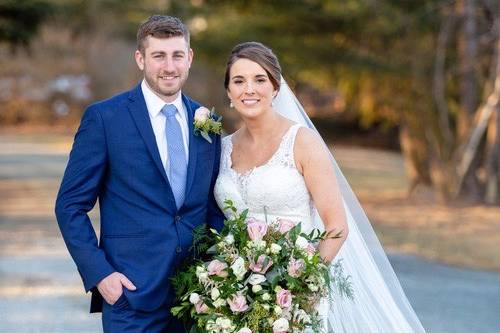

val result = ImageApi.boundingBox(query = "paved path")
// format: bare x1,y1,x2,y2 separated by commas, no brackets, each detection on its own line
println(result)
1,135,499,333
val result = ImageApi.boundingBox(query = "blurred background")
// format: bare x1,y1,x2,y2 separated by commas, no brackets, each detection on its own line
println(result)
1,0,499,332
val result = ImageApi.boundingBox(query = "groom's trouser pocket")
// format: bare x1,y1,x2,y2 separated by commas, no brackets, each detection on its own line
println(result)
111,293,128,309
102,296,171,333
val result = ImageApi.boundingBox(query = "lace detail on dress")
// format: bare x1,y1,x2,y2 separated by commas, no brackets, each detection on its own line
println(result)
214,124,315,232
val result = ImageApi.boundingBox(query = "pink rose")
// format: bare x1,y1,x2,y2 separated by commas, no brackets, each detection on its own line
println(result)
246,218,268,241
194,106,210,122
227,294,249,313
276,289,292,308
207,259,228,277
306,243,316,256
278,218,296,234
195,301,209,314
249,255,274,274
287,257,305,278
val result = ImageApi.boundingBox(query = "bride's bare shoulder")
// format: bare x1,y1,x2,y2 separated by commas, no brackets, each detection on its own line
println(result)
295,126,323,148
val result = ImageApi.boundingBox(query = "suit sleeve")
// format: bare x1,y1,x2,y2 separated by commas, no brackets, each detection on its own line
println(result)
55,105,115,292
206,134,225,231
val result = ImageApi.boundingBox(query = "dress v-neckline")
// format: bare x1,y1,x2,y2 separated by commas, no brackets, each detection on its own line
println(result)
228,124,298,177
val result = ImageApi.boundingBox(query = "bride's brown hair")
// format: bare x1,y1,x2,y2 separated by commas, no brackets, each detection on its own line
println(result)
224,42,282,91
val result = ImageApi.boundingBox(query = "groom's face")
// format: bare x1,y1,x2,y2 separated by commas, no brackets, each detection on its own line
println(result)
135,36,193,102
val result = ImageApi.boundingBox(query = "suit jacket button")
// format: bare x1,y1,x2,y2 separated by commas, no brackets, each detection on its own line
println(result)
176,246,182,253
175,215,181,222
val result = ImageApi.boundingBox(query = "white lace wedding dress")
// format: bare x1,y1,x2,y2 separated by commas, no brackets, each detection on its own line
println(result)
214,124,314,232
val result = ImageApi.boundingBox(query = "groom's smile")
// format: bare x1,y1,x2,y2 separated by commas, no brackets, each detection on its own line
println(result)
135,36,193,103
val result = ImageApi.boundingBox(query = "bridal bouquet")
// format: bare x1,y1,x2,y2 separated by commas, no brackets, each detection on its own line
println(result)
171,200,352,333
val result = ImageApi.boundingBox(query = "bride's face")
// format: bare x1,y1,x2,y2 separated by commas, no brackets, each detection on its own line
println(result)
227,58,277,119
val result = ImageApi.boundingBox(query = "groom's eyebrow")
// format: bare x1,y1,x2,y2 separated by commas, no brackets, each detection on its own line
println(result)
150,50,186,56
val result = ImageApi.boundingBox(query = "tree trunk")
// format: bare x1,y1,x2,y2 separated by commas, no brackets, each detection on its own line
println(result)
399,122,432,195
455,33,500,198
456,0,478,142
433,9,455,147
484,109,500,203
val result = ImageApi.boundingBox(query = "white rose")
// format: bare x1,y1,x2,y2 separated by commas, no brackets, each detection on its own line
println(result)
274,305,282,315
270,243,282,254
194,106,210,122
261,293,271,301
252,284,262,293
231,257,247,280
216,317,233,329
211,287,220,300
248,274,266,285
225,234,235,245
295,236,309,249
272,318,289,332
189,292,200,304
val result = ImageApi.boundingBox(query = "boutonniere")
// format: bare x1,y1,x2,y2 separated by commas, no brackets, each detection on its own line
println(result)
193,106,222,143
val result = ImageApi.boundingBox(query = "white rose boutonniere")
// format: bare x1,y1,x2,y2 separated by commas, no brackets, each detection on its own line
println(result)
193,106,222,143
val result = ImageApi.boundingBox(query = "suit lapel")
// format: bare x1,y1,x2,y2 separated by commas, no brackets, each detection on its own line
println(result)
183,94,198,201
127,84,177,209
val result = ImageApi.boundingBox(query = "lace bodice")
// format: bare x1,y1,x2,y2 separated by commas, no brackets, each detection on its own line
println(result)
214,124,315,232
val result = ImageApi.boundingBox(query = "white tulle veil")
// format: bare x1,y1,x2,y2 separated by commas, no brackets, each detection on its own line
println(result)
274,77,426,333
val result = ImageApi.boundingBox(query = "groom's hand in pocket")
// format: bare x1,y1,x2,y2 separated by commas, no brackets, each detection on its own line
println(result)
97,272,137,305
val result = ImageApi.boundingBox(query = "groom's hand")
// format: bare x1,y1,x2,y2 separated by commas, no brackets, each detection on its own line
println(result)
97,272,137,305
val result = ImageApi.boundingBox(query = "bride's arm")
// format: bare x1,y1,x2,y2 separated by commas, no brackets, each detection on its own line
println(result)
295,127,348,263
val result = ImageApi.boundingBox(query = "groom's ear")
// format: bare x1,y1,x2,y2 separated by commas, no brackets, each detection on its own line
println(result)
188,48,194,68
135,50,145,71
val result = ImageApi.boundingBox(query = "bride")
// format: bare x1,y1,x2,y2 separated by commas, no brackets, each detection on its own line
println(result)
213,42,426,332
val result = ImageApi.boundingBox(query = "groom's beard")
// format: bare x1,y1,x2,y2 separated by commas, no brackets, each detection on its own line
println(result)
146,70,189,100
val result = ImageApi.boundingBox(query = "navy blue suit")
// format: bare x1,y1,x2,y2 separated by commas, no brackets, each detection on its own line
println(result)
55,83,224,331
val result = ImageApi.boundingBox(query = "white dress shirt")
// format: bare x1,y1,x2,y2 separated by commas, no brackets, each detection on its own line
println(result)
141,80,190,174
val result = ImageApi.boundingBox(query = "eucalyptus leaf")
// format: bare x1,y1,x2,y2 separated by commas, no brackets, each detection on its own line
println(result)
201,131,212,143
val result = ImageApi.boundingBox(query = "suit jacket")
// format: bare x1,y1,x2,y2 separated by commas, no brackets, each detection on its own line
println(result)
55,83,224,312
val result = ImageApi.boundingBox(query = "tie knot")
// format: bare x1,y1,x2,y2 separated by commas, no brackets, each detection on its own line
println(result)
162,104,178,118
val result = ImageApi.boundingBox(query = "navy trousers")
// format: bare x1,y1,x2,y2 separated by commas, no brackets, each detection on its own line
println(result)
102,294,184,333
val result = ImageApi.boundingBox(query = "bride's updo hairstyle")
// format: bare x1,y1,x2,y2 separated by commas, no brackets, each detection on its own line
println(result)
224,42,282,92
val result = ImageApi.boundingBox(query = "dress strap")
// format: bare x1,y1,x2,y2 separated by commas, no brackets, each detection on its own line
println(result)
220,135,233,170
278,123,302,169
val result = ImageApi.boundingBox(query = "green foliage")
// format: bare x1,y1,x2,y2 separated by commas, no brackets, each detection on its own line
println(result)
0,0,53,50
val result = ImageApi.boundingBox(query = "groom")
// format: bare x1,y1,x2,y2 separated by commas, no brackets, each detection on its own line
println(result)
55,15,224,332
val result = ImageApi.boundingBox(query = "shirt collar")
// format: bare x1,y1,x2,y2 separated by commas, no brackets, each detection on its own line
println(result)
141,79,186,120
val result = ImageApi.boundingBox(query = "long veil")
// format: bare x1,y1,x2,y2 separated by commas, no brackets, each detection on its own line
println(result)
274,77,426,333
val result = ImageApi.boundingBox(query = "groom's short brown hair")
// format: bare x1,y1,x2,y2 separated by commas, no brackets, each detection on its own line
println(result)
137,15,190,54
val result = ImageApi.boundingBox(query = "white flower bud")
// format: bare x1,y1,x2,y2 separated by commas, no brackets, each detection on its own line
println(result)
225,234,235,245
252,284,262,293
270,243,282,254
211,287,220,300
189,292,200,304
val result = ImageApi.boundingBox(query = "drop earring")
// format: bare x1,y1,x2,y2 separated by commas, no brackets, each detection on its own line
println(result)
229,101,234,108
